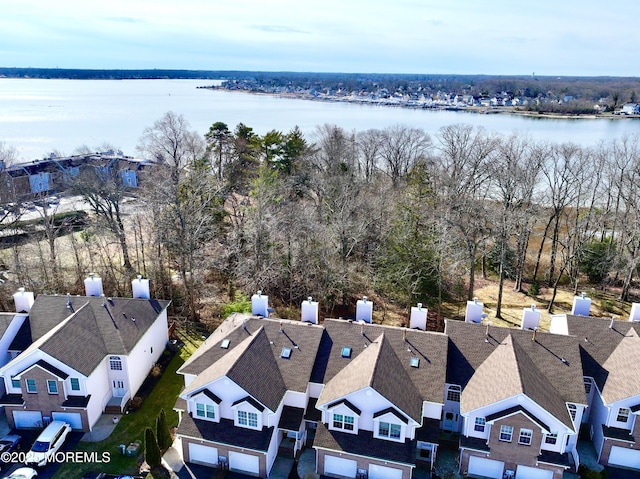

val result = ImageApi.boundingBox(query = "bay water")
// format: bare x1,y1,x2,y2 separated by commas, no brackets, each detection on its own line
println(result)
1,78,638,162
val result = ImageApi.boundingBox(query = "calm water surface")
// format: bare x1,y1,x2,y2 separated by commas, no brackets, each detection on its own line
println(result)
1,78,639,161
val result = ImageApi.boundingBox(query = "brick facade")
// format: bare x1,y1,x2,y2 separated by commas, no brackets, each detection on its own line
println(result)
488,413,542,468
459,412,565,479
8,365,90,432
599,437,640,466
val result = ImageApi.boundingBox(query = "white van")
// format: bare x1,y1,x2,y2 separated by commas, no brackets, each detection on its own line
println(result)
25,420,71,467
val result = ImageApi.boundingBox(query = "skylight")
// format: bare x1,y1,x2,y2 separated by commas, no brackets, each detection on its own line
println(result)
220,339,230,349
341,346,352,358
410,357,420,368
281,347,292,359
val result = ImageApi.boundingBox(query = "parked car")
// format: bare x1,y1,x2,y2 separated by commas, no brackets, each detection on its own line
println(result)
24,421,71,467
0,434,21,453
2,467,38,479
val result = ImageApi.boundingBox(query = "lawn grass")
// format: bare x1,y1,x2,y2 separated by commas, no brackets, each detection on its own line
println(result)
53,330,203,479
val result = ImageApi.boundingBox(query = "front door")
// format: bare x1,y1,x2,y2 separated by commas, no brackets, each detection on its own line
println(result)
443,411,459,432
112,379,125,397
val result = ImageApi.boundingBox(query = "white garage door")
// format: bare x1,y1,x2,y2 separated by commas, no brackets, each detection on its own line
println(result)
324,455,358,478
369,464,403,479
468,456,504,479
516,465,554,479
609,446,640,469
229,451,260,476
52,412,83,430
188,443,218,466
13,410,43,428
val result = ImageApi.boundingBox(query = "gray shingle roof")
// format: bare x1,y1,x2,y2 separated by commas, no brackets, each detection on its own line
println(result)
564,315,640,404
179,315,324,395
318,332,424,422
0,313,19,340
25,295,170,376
446,320,585,429
314,422,416,465
177,415,274,452
312,319,448,405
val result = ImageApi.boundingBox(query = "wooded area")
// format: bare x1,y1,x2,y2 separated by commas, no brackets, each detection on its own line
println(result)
1,114,639,328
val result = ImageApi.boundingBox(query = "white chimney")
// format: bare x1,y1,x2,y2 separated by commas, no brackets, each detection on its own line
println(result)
251,290,269,317
301,296,319,324
356,296,373,323
131,275,150,299
571,292,591,316
84,273,104,297
630,303,640,322
410,303,427,330
521,304,541,330
13,288,35,313
465,297,483,323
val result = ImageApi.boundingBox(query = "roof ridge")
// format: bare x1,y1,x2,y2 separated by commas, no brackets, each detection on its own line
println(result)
181,325,266,397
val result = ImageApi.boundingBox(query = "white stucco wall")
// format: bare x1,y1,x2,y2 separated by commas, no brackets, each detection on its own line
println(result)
126,309,168,395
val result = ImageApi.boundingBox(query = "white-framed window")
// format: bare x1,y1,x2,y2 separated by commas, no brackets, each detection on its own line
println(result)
568,404,577,421
545,432,558,445
196,402,215,419
11,378,20,389
70,378,80,391
617,408,630,423
109,356,122,371
333,413,355,431
518,428,533,445
47,380,58,394
238,410,258,428
26,379,37,393
378,421,402,440
584,378,593,394
500,425,513,442
446,385,461,402
474,417,486,432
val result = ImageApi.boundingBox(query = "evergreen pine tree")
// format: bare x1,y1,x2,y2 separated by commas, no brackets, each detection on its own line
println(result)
144,426,162,468
156,408,173,452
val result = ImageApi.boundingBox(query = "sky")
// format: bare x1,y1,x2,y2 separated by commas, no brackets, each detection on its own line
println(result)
1,0,639,76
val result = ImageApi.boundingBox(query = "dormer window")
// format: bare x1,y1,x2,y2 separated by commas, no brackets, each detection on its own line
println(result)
196,403,215,419
568,404,577,421
378,421,401,440
474,417,486,432
11,378,20,389
583,377,593,394
333,413,354,431
238,410,258,428
617,408,630,423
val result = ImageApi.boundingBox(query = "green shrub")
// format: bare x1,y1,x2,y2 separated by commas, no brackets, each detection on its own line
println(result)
221,294,252,317
528,281,540,297
600,299,617,314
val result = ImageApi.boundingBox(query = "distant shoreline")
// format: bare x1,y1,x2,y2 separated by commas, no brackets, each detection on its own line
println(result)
201,87,639,121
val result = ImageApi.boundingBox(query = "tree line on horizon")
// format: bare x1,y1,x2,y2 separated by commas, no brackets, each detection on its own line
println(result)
2,113,640,325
